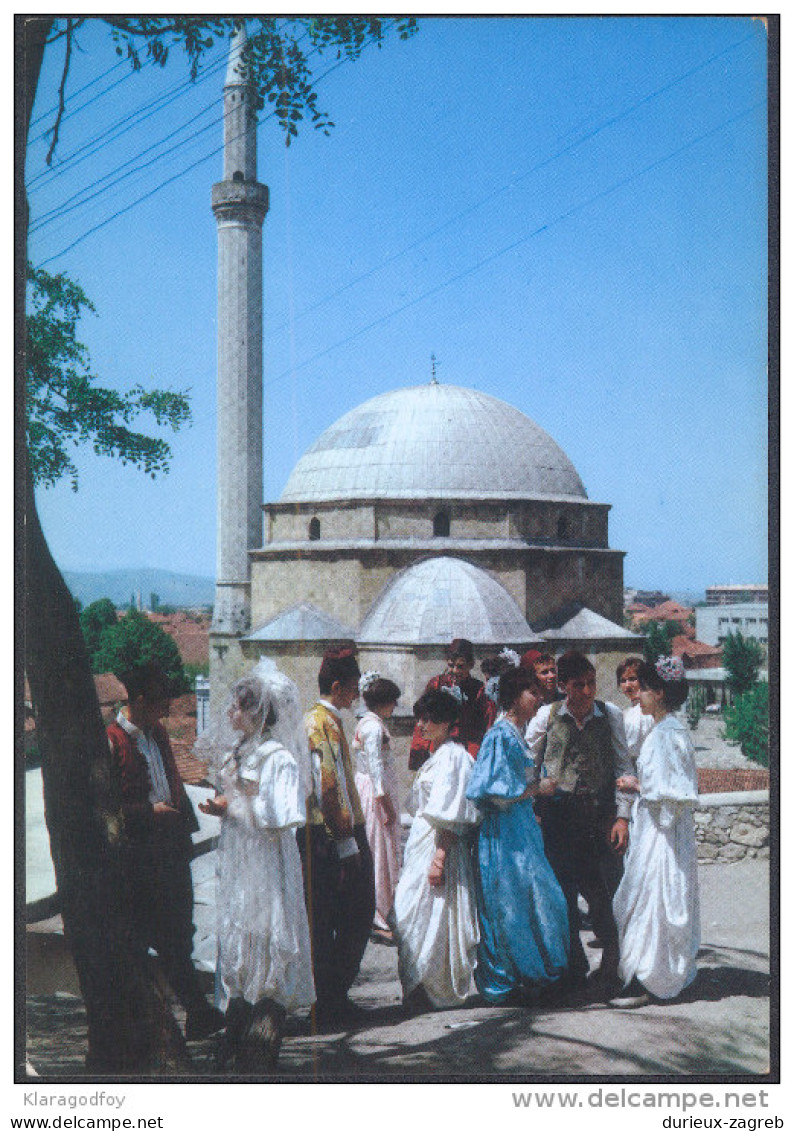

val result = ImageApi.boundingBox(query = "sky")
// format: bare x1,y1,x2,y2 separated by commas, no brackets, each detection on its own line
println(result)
26,15,770,596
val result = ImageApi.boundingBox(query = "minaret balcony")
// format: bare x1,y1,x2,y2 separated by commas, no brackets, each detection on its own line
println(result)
212,180,269,225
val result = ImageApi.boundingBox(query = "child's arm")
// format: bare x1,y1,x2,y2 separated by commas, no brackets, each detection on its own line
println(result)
427,828,456,887
198,795,228,817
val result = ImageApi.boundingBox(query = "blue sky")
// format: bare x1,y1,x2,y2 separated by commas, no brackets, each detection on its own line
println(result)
27,15,769,595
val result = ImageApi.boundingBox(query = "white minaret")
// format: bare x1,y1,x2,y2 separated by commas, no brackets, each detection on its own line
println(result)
211,23,268,641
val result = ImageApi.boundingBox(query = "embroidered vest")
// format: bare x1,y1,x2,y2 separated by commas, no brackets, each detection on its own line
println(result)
543,701,616,809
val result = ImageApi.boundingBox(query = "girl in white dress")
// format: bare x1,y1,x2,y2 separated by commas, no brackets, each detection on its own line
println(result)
393,686,481,1014
197,659,315,1069
352,672,402,943
611,656,700,1008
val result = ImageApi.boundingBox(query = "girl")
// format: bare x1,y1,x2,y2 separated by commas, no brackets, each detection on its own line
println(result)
616,656,654,764
466,667,569,1005
197,659,315,1069
352,672,402,944
610,656,700,1007
393,687,481,1013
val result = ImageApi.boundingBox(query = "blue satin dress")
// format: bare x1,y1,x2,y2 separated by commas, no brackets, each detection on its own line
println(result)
466,717,570,1003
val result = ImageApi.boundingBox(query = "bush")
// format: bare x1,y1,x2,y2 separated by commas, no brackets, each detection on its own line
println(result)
686,685,706,731
93,608,189,695
642,620,679,665
79,598,118,670
723,682,769,766
722,630,764,696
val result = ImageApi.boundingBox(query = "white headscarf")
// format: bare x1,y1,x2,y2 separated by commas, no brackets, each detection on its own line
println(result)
194,657,312,799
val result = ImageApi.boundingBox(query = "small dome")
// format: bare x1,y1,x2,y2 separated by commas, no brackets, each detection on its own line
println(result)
279,383,587,503
357,556,542,645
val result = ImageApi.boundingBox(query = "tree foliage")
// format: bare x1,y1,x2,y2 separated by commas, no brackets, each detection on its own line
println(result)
723,682,769,766
685,684,706,731
722,630,764,696
41,17,417,160
79,597,118,670
26,263,191,490
642,620,679,665
93,608,189,694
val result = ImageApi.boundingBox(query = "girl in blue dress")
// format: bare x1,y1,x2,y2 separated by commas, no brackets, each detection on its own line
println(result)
466,666,570,1004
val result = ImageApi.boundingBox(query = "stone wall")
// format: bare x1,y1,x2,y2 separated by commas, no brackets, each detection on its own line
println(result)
694,791,769,864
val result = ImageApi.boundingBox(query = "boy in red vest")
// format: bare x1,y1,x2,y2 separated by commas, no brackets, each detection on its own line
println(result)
107,662,224,1041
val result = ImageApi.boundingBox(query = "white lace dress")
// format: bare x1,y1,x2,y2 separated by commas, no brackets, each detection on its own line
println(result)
612,714,701,999
623,702,654,764
393,741,481,1008
215,736,315,1012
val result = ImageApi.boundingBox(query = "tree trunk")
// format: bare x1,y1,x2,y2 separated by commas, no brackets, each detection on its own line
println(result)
20,16,188,1075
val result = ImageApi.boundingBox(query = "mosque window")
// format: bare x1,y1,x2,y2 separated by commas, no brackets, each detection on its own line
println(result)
433,510,450,537
232,171,244,182
557,514,568,540
309,517,321,541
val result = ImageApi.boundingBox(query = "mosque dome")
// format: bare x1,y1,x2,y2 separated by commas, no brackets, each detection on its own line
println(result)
357,556,542,645
278,383,587,503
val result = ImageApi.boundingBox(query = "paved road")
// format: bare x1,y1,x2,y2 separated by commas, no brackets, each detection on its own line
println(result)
26,859,771,1081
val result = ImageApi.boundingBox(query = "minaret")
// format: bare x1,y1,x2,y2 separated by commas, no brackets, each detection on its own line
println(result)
211,23,268,662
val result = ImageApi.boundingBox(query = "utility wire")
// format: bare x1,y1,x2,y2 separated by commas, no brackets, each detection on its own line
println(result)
35,45,362,267
27,48,228,190
31,31,319,229
267,99,764,388
28,24,314,196
269,28,758,336
29,55,128,130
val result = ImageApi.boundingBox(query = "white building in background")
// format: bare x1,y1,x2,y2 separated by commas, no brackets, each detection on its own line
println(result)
706,584,768,606
696,603,769,649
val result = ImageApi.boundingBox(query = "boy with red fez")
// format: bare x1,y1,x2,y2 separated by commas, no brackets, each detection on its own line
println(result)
525,649,634,995
107,662,224,1041
299,644,376,1027
408,638,489,770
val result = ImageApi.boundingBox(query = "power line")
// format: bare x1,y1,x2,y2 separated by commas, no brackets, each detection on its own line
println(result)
268,28,758,336
267,100,764,388
30,31,320,231
29,55,128,130
35,45,364,267
27,48,228,191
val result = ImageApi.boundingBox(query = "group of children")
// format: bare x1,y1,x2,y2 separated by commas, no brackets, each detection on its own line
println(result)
192,639,700,1069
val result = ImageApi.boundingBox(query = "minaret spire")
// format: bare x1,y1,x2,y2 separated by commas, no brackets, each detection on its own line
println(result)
210,26,269,674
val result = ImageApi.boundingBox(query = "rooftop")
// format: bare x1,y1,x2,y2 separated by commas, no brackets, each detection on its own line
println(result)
278,383,588,504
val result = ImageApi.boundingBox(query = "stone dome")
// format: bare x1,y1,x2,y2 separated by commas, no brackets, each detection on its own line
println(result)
279,383,587,503
357,556,542,645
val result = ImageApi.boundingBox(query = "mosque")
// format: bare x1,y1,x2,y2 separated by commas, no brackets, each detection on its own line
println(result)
209,28,640,724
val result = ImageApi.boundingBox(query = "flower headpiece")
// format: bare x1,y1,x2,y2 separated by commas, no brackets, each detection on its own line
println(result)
359,670,381,695
655,655,686,682
441,683,464,705
499,648,520,669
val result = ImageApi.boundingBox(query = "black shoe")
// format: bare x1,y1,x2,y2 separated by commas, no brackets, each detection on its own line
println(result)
185,1005,226,1041
402,984,432,1018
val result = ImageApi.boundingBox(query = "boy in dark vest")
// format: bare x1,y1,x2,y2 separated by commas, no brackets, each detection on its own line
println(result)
526,649,634,995
107,662,224,1040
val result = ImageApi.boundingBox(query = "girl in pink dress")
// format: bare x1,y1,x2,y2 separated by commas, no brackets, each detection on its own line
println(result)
352,673,402,943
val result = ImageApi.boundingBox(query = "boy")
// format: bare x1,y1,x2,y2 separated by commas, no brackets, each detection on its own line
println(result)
300,644,375,1027
408,637,488,769
107,662,224,1040
526,649,634,993
616,655,654,764
520,649,564,705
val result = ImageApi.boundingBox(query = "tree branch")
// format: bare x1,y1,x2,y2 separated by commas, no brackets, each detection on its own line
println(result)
45,17,73,166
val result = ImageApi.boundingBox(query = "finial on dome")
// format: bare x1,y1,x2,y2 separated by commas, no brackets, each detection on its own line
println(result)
225,21,249,87
430,353,439,384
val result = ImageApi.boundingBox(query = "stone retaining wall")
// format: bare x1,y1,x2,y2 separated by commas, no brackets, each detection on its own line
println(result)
694,790,769,864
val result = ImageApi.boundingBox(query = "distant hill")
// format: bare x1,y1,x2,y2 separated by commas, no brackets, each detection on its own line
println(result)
64,568,214,609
